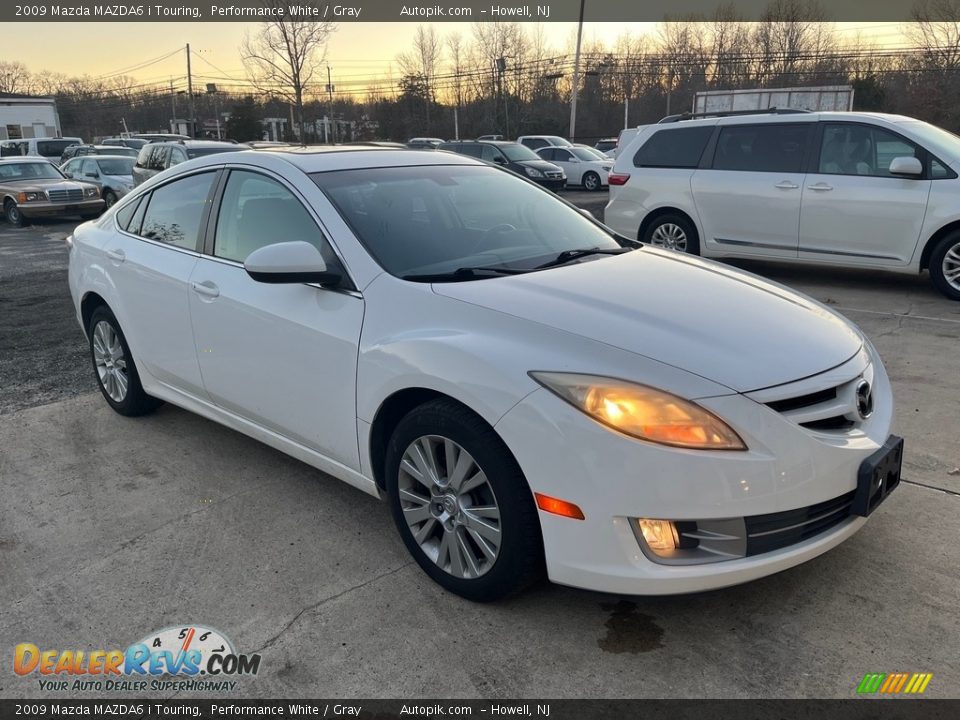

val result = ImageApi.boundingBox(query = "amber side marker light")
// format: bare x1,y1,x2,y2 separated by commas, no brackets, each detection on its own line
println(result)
535,492,585,520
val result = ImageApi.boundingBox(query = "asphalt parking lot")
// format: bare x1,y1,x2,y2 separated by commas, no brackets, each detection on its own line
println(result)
1,199,958,700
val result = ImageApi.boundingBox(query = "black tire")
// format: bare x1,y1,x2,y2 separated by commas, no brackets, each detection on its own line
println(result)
103,190,118,210
641,212,700,255
385,398,544,602
582,171,602,191
88,306,163,416
929,232,960,301
4,199,27,227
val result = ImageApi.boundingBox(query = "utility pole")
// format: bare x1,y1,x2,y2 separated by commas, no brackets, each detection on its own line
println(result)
624,96,629,129
186,43,195,137
568,0,585,141
326,65,336,144
170,79,177,134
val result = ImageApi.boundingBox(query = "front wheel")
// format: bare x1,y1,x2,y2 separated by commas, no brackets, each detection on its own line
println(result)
88,306,163,416
582,171,602,191
4,199,26,227
929,232,960,301
103,190,118,210
385,399,544,602
642,213,700,255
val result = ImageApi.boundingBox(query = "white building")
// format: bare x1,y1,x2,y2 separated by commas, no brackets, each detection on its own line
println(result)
0,92,63,141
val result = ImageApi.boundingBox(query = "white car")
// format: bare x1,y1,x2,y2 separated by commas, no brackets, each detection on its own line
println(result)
69,147,900,601
606,110,960,300
516,135,572,151
537,146,612,190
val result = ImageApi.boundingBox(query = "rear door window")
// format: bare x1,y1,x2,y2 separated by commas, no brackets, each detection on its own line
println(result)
139,172,216,250
713,124,810,173
634,127,714,168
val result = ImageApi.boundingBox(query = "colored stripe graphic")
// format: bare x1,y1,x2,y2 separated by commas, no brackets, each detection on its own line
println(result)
857,672,932,695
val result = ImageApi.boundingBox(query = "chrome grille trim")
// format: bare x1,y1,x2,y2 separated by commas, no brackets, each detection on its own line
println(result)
47,188,84,203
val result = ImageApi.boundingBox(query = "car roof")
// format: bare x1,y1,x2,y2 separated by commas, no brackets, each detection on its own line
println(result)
0,157,54,164
149,140,243,148
445,140,519,146
652,110,922,129
181,146,483,174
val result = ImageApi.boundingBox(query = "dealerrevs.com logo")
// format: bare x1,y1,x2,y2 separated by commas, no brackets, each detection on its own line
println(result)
13,625,261,693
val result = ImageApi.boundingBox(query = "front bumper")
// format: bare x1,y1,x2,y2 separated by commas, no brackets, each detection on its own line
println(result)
494,349,894,595
20,199,104,218
533,177,566,191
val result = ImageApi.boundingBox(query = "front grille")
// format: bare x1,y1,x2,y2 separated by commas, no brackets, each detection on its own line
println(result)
744,490,855,556
545,171,563,179
47,188,84,203
759,363,873,434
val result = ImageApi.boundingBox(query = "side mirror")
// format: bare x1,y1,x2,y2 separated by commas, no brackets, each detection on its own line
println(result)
85,171,99,178
493,155,507,165
244,241,342,286
889,156,923,177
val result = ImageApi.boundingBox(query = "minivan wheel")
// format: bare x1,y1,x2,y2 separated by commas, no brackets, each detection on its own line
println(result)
930,232,960,301
643,213,699,254
385,399,544,602
583,171,602,191
4,199,26,227
88,306,163,416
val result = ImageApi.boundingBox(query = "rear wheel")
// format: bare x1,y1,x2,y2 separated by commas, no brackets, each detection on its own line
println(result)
930,232,960,301
88,306,162,416
385,399,544,602
582,171,602,191
103,190,118,209
642,213,699,255
4,199,26,227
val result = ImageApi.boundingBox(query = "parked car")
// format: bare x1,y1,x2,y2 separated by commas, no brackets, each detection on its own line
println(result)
0,137,83,162
574,143,612,161
476,134,504,141
100,137,149,150
0,157,102,226
537,146,612,191
407,137,445,149
346,141,407,149
132,140,249,186
130,133,192,143
516,135,572,151
61,144,139,164
439,140,566,190
61,155,136,209
606,109,960,300
611,125,653,159
69,146,898,601
594,138,618,155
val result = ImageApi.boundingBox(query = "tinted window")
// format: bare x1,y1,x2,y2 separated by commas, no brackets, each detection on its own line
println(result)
140,172,216,250
478,144,498,162
538,148,555,161
214,170,334,265
713,124,809,173
459,144,483,158
818,123,919,177
521,138,547,149
148,146,168,171
37,139,78,157
932,158,954,179
115,196,142,231
168,147,188,167
634,127,714,168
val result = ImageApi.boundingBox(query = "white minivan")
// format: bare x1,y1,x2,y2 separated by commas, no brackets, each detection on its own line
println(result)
605,111,960,299
0,137,83,162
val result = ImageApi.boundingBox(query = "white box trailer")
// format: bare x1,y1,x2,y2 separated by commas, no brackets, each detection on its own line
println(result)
693,86,854,114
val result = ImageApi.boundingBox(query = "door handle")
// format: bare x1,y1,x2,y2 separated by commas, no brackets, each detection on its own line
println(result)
191,281,220,298
775,181,799,190
105,248,125,262
807,183,834,191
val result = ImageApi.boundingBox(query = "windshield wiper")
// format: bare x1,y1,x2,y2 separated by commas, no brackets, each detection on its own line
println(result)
401,266,531,282
534,246,633,270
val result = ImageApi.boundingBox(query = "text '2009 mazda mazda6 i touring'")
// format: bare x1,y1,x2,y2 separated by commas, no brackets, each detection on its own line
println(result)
68,147,902,601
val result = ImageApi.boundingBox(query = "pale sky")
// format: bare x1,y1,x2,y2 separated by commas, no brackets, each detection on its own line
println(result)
4,22,909,97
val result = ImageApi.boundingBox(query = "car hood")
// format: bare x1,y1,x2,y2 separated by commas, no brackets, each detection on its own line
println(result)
433,248,863,393
516,159,563,173
2,179,92,193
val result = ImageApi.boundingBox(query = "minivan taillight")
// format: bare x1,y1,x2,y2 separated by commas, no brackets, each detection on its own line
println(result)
607,172,630,186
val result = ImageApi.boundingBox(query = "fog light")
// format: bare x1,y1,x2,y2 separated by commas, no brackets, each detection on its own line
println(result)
638,519,678,551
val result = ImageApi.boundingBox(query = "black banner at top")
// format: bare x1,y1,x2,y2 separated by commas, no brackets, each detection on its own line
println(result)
0,0,932,23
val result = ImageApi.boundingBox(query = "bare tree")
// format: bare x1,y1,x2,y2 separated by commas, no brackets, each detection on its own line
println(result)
241,4,335,140
397,25,443,132
0,61,32,94
909,0,960,69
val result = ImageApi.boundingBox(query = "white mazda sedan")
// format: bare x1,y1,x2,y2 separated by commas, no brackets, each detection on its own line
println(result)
68,147,902,601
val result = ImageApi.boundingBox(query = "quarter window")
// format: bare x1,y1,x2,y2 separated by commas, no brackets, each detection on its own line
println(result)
634,127,714,169
213,170,335,266
713,124,810,173
139,172,216,250
818,124,919,177
115,196,142,231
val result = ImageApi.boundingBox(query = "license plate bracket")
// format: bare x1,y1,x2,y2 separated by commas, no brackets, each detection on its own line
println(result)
852,435,903,517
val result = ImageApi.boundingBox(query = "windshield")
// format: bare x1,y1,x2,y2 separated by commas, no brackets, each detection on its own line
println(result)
312,165,623,279
98,158,136,176
901,120,960,162
97,147,138,158
0,162,64,181
500,144,540,162
570,147,604,162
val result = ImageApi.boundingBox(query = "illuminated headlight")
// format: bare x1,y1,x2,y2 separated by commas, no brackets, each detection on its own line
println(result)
524,167,544,178
17,191,44,202
84,186,100,198
530,372,746,450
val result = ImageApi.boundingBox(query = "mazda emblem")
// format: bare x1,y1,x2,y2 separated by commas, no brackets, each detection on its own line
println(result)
855,379,873,419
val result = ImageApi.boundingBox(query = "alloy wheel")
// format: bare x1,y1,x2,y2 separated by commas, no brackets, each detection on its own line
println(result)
92,320,128,402
943,241,960,292
397,435,502,579
650,222,687,251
